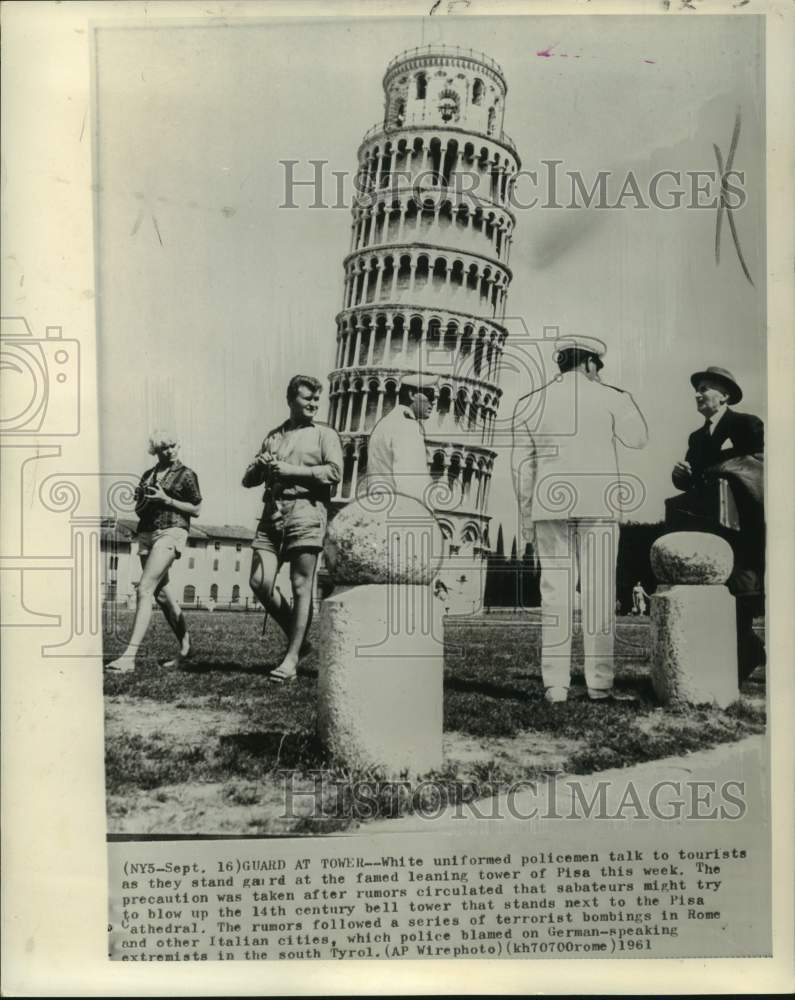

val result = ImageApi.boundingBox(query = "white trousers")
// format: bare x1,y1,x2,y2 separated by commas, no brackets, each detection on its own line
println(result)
534,518,618,692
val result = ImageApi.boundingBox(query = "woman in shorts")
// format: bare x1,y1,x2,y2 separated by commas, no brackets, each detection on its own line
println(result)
106,431,202,673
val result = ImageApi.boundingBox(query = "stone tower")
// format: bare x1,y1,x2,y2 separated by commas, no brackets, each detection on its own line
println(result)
327,45,520,600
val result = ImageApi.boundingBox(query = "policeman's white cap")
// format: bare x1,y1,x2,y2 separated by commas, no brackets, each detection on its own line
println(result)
401,372,440,391
553,335,607,360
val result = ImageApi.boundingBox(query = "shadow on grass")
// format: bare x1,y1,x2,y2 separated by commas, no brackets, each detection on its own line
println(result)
218,730,327,771
444,673,656,711
443,674,531,701
177,659,280,676
105,658,320,680
106,728,328,795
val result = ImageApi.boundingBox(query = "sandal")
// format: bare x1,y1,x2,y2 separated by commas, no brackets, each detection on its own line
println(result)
268,663,298,684
105,657,136,674
162,651,193,669
162,637,192,669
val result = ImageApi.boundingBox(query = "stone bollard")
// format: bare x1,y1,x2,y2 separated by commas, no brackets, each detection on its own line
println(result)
318,493,445,776
649,531,738,709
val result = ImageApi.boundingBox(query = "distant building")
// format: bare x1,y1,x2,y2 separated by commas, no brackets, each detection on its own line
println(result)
102,519,255,608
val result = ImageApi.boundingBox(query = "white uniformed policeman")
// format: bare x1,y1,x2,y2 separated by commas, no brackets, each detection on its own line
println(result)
363,372,439,505
511,336,648,703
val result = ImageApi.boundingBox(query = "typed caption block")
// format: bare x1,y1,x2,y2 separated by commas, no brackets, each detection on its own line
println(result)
108,827,770,962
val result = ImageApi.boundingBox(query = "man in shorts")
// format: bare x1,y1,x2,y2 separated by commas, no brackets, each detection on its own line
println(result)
242,374,343,683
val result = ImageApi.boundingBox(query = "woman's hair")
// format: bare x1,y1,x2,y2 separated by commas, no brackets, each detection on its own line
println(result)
286,374,323,402
148,429,179,455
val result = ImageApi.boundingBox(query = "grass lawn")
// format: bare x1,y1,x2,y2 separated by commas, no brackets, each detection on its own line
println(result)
103,608,766,836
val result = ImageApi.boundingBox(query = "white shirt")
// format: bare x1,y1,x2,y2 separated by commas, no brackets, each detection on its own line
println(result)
707,406,727,435
363,404,430,504
511,371,648,533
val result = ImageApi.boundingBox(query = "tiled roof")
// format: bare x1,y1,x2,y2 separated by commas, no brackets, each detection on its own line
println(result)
101,519,136,543
103,518,254,542
195,523,255,541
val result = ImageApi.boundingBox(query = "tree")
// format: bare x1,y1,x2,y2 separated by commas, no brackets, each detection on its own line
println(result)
483,524,508,609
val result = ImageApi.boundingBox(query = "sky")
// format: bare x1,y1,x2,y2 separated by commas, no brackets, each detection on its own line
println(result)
96,14,765,542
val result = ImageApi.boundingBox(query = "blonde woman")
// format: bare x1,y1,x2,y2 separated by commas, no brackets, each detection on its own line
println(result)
106,431,202,673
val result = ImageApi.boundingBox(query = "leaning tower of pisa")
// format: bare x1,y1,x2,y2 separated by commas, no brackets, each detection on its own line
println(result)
327,45,520,603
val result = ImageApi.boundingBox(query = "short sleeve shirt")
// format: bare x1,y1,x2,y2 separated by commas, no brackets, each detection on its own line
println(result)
243,421,343,504
136,461,202,533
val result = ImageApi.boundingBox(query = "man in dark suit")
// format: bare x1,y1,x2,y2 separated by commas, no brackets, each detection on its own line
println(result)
672,368,764,493
667,366,765,685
